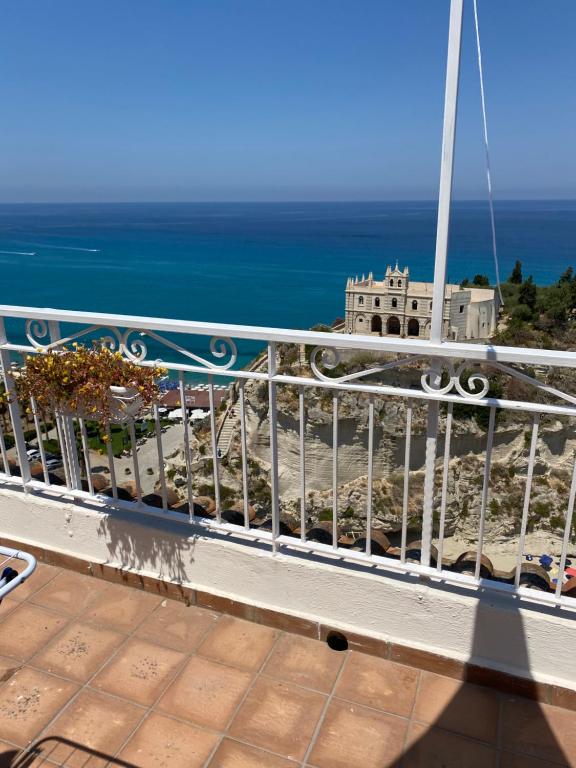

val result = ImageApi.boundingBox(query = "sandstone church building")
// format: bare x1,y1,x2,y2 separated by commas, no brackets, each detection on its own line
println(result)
345,263,498,340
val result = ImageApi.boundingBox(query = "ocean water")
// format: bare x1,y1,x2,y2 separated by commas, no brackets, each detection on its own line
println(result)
1,200,575,367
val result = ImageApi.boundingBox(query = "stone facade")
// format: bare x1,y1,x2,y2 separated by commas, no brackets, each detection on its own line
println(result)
345,264,498,340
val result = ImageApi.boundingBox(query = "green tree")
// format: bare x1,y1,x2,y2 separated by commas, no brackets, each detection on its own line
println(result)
539,272,576,325
509,260,523,284
511,304,534,323
472,274,490,287
460,278,470,288
518,276,537,311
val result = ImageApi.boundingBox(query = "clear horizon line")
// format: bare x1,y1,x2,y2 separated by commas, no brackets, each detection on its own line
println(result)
0,197,575,205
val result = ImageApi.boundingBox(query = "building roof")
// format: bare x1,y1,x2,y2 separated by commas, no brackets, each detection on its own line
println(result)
160,387,227,410
347,269,496,304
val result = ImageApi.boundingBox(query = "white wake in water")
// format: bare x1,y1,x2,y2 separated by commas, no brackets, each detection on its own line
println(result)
0,250,36,256
16,242,100,253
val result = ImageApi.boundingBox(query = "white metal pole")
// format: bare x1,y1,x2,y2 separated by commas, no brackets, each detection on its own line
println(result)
430,0,464,343
421,0,464,568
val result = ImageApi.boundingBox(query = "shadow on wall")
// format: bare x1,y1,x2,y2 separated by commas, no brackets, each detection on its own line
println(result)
95,503,196,584
399,597,570,766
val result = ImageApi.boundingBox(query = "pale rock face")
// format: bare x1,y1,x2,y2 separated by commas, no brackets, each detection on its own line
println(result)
162,355,576,567
237,375,576,553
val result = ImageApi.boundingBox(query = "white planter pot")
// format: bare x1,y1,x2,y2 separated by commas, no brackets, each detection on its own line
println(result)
63,386,145,423
107,386,144,422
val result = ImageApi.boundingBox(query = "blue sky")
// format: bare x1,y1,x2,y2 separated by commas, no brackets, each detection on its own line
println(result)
1,1,575,202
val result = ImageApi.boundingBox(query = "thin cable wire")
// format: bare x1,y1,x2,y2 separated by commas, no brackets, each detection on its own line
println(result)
473,0,504,306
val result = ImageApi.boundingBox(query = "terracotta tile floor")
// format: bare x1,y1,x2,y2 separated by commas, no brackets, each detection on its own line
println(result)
1,563,576,767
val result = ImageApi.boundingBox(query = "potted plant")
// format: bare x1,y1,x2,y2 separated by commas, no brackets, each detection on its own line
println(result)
14,343,167,422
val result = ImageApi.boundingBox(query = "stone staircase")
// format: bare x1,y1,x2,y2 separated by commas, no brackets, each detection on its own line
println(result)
216,412,236,457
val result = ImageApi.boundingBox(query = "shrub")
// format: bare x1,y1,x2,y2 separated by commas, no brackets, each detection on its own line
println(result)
14,344,166,421
549,514,564,531
531,501,550,520
42,438,61,455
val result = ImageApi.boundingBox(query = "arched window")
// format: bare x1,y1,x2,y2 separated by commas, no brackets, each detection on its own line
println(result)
392,297,397,308
374,297,380,308
430,302,433,310
397,280,402,287
358,296,364,305
389,279,393,287
412,300,418,310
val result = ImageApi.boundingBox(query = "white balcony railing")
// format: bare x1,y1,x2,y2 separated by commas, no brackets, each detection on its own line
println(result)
1,304,576,609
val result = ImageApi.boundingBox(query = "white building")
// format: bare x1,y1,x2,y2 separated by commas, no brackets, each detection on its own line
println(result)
345,263,498,340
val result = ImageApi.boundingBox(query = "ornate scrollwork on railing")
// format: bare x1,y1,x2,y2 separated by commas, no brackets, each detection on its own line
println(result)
421,362,490,400
309,345,427,384
25,319,49,347
309,346,576,409
119,330,148,362
26,320,123,353
124,329,237,370
25,318,238,372
310,346,493,402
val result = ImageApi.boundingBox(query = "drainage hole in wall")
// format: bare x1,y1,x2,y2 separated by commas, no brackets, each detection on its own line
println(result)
326,631,348,652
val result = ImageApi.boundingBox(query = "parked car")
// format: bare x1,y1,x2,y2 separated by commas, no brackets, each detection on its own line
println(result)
26,449,41,461
45,458,63,471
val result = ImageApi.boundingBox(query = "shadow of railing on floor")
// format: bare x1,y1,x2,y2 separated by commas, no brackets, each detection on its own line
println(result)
1,736,138,768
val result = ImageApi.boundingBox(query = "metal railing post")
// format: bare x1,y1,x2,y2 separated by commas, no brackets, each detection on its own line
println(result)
48,320,82,490
268,343,280,551
0,318,31,484
421,0,464,567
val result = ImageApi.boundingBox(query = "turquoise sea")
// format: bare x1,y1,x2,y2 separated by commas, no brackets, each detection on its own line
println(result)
1,201,575,367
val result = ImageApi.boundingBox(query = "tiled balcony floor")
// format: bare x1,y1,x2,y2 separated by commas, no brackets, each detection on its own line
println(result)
0,564,575,767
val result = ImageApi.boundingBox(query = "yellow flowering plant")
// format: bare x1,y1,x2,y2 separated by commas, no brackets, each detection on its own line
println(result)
14,344,168,422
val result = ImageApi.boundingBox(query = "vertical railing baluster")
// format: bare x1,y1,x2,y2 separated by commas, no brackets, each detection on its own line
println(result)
178,372,195,520
239,381,250,530
128,418,142,505
366,395,375,556
64,415,80,491
421,391,439,568
475,405,496,580
208,374,221,523
268,343,280,551
48,320,81,489
154,404,168,511
0,421,10,476
30,396,50,485
79,418,94,494
401,399,413,563
299,386,306,542
436,402,453,571
515,414,540,589
105,423,118,499
332,394,339,550
0,318,31,484
55,413,72,489
555,451,576,600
